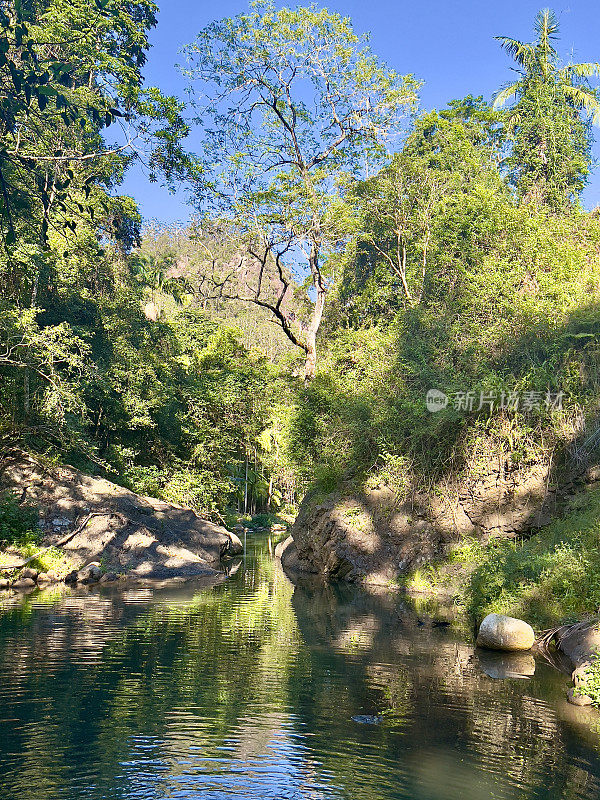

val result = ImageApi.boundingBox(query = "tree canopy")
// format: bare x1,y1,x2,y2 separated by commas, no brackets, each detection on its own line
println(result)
182,1,419,379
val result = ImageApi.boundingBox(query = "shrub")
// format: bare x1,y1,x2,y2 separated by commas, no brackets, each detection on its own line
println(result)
0,492,39,547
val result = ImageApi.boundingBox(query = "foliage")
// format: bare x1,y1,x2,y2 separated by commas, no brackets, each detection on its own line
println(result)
288,99,600,495
0,0,192,453
0,0,285,521
0,492,38,546
12,541,72,577
0,0,190,256
494,9,600,207
467,487,600,627
182,1,419,377
335,98,506,322
574,655,600,706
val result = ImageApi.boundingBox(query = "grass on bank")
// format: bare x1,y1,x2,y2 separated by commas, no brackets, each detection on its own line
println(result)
0,492,73,579
406,486,600,630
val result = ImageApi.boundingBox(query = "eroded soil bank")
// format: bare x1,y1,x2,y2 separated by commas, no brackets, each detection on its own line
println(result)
281,450,600,587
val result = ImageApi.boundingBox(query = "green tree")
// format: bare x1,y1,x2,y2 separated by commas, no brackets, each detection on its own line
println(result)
183,2,419,379
0,0,191,428
0,0,191,287
336,99,507,324
493,8,600,207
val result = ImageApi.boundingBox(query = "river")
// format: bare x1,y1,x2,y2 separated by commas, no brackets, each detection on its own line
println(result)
1,535,599,800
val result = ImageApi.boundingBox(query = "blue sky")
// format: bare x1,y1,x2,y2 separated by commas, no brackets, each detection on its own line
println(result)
122,0,600,223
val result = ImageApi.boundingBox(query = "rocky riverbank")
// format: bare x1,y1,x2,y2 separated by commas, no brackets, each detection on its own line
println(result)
0,450,243,591
279,450,600,587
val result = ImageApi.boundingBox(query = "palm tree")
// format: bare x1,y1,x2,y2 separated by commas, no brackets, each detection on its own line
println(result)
130,252,187,320
493,8,600,125
493,9,600,206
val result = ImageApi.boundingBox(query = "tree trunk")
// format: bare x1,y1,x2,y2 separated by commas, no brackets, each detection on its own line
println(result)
303,237,326,382
244,454,249,515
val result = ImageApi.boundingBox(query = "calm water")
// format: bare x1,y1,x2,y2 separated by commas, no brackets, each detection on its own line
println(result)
1,536,600,800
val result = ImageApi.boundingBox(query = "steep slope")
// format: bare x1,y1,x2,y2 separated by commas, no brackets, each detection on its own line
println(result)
0,450,242,581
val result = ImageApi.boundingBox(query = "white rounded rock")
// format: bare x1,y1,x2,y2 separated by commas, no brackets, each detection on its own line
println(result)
476,613,535,652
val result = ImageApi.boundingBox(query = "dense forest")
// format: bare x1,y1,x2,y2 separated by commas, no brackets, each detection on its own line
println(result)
3,0,600,612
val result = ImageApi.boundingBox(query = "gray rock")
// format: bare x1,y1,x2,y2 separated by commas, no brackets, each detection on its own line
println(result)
64,570,79,584
275,535,293,561
78,563,102,583
0,578,9,590
586,466,600,483
224,531,243,556
0,453,254,584
12,577,36,590
20,567,39,581
36,572,50,584
99,572,118,583
567,687,593,706
476,613,535,652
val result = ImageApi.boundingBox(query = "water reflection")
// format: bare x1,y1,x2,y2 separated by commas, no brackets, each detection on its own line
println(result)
0,536,599,800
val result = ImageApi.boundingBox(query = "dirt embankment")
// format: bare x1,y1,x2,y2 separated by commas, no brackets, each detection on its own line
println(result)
280,453,599,586
0,451,242,585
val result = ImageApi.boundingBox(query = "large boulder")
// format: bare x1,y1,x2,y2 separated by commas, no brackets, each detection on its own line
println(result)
78,563,102,583
275,535,316,576
0,450,240,581
476,613,535,652
224,531,243,556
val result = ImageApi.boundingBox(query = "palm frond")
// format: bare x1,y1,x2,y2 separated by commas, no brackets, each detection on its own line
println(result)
494,36,535,68
535,8,559,42
492,81,522,109
563,62,600,79
563,84,600,125
535,8,559,77
505,112,521,137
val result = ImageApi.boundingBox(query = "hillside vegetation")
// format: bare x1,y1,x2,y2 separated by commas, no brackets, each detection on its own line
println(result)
2,3,600,621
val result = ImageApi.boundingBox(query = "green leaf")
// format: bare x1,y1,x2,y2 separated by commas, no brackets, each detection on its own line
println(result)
36,85,58,97
9,63,22,94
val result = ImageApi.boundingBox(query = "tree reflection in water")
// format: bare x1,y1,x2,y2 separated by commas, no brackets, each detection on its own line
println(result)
0,536,599,800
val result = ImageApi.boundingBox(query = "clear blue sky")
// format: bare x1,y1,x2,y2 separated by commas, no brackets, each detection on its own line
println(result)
122,0,600,223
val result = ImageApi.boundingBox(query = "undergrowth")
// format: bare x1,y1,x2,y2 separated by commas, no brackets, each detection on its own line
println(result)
467,487,600,628
574,654,600,706
0,493,39,547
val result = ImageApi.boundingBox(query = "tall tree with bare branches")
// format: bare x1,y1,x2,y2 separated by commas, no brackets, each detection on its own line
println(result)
182,2,419,379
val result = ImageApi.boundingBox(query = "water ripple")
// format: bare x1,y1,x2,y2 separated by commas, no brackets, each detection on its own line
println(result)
0,538,599,800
